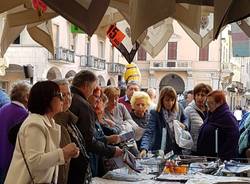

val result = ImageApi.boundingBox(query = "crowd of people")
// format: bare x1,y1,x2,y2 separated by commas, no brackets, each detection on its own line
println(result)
0,70,250,184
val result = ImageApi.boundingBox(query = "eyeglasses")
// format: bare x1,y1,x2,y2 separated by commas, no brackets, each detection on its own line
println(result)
54,92,64,101
93,94,101,99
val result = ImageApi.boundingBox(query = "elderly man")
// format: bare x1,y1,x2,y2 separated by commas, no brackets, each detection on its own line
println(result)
54,79,91,184
69,71,122,177
0,82,30,183
119,80,140,113
70,70,98,149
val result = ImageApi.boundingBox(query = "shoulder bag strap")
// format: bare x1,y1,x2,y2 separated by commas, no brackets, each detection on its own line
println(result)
18,134,55,184
18,135,35,184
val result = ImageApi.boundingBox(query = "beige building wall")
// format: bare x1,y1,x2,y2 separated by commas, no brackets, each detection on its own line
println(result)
0,16,126,92
135,20,221,94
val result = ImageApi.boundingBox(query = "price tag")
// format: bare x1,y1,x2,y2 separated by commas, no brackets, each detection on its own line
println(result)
107,25,125,47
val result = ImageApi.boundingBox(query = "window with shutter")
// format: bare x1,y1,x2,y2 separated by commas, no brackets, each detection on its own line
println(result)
199,46,209,61
168,42,177,60
137,47,147,60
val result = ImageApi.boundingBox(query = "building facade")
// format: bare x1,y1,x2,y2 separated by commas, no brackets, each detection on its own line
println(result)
0,16,126,92
135,20,221,94
1,17,249,110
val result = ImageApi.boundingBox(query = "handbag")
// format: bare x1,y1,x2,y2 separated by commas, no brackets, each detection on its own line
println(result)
173,120,194,149
18,135,55,184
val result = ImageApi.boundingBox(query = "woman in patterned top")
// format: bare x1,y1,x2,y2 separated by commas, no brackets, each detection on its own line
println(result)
130,91,151,150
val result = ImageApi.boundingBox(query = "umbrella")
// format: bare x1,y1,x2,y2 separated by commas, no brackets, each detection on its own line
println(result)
177,0,250,39
27,21,54,55
94,7,124,38
110,1,174,58
129,0,175,43
7,8,56,27
0,0,27,14
0,3,56,57
42,0,110,36
173,3,213,34
140,18,174,57
0,6,26,57
1,0,250,61
214,0,250,38
179,21,213,48
237,18,250,37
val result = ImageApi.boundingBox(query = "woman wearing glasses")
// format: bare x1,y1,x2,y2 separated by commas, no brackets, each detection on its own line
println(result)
5,81,79,184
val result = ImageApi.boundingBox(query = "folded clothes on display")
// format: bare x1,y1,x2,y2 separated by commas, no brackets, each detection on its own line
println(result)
103,154,250,183
102,167,153,182
104,149,139,172
119,131,135,142
222,160,250,174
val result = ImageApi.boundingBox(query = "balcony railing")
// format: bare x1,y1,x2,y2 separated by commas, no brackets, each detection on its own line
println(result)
221,62,231,70
151,60,192,70
80,55,106,70
107,63,125,74
49,47,75,63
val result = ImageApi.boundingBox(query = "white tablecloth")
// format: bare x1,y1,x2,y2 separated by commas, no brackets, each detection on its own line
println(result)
92,177,181,184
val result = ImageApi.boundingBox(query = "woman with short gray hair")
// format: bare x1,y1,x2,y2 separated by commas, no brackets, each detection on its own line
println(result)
0,81,30,183
10,81,30,108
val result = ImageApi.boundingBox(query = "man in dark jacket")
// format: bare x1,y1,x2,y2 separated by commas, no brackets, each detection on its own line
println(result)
69,70,122,178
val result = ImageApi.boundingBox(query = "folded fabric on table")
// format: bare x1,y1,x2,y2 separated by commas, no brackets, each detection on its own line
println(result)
102,167,153,182
222,160,250,174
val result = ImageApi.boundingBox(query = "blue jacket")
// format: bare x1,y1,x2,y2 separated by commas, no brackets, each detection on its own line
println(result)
140,106,187,154
197,103,239,160
0,90,10,108
238,112,250,157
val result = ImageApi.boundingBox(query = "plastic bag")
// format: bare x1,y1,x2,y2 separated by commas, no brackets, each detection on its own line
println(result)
173,120,193,149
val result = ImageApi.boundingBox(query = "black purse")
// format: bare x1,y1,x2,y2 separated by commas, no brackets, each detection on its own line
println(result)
18,135,55,184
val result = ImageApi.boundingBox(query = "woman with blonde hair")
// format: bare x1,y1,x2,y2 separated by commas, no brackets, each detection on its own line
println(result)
130,91,151,150
140,86,187,157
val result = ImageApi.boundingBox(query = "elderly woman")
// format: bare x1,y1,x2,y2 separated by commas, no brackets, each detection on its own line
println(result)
184,83,212,154
130,91,151,150
103,86,139,134
53,79,91,184
87,86,122,177
4,81,79,184
130,91,151,128
93,88,120,136
103,86,141,156
197,90,239,161
90,87,121,144
0,82,30,183
140,86,187,157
